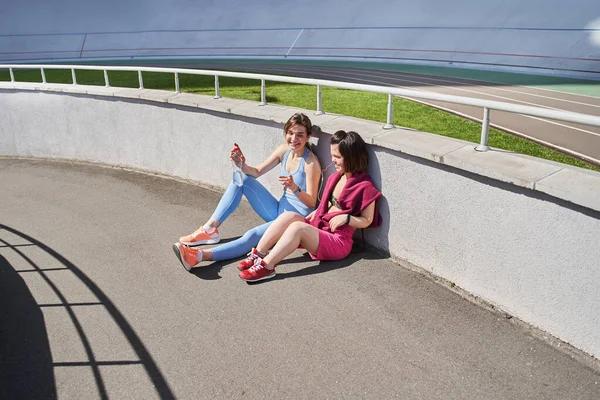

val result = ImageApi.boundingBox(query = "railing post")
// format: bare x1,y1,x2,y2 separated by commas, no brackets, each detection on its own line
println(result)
315,84,324,115
71,68,77,85
476,107,491,152
103,70,110,87
383,94,395,129
138,70,144,89
214,76,221,99
40,68,46,84
9,68,15,82
260,79,266,106
174,72,180,93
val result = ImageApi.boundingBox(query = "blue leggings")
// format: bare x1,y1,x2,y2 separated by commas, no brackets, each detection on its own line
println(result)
210,174,311,261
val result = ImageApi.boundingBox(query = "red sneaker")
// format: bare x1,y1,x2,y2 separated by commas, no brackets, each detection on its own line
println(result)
239,259,276,282
238,248,263,271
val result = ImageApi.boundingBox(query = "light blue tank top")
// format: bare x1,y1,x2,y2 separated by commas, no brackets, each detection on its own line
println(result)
278,148,314,215
280,148,310,191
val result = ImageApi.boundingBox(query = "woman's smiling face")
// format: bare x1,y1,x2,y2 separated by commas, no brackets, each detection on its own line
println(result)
330,143,345,173
285,123,309,151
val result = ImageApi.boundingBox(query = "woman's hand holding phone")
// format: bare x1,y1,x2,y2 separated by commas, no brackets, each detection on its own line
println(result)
230,143,246,166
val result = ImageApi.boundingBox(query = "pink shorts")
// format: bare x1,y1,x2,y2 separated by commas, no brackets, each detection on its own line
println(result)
308,229,354,261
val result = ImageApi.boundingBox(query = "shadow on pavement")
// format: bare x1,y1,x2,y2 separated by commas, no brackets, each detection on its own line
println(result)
188,233,388,282
189,247,388,284
272,249,388,281
0,253,56,400
0,224,176,400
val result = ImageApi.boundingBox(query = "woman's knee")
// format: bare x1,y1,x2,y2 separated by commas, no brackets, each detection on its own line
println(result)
240,174,256,192
279,211,304,222
287,220,310,236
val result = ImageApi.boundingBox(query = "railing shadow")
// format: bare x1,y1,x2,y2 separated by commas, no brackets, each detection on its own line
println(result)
0,253,56,400
0,224,175,400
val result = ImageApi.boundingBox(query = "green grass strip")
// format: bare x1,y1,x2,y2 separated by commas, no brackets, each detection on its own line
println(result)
1,68,598,171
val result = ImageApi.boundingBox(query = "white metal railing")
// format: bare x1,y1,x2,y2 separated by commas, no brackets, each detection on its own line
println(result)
3,63,600,153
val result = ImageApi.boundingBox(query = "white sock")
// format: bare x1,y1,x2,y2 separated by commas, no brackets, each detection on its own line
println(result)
197,249,203,262
264,262,275,271
203,224,216,232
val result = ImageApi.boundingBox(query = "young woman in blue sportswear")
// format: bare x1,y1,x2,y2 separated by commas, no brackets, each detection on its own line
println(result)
173,112,322,270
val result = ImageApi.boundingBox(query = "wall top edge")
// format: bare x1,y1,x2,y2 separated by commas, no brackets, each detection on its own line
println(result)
1,82,599,213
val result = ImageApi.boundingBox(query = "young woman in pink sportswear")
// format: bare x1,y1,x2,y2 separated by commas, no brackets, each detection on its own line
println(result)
238,130,382,282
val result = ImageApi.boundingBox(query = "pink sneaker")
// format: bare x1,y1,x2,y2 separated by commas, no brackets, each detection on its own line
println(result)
238,248,263,271
179,227,220,246
239,258,276,282
172,243,201,271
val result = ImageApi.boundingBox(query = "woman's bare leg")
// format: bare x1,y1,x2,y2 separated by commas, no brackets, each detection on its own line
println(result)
256,212,305,254
262,221,320,268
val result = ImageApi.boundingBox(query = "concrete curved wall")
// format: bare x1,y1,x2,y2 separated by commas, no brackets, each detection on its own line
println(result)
1,0,599,78
1,85,599,361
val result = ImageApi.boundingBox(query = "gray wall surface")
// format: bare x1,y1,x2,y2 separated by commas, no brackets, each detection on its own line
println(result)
1,0,599,77
1,89,599,361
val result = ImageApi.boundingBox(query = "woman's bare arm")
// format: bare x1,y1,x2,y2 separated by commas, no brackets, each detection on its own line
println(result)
290,152,321,208
348,201,376,229
329,200,376,232
241,144,288,178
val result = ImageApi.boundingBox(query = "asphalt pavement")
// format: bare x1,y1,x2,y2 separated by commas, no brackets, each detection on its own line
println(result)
1,158,599,399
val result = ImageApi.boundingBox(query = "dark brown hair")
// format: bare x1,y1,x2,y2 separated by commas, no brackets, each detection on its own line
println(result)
284,113,312,137
330,130,369,173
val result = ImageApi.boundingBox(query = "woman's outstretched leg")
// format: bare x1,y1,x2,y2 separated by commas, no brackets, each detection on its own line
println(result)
173,222,271,272
180,175,278,246
203,221,272,262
